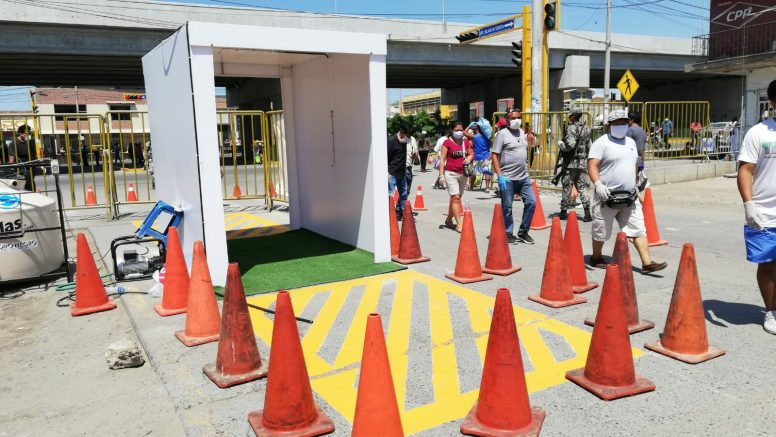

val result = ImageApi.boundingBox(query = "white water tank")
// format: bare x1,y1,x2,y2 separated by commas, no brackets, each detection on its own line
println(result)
0,179,64,282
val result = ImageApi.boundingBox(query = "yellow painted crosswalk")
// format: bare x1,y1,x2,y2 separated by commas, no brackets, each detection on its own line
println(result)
246,270,644,435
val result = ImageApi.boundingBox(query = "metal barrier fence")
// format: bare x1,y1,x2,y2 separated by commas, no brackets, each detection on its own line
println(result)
642,101,712,161
103,110,154,206
217,110,266,200
264,110,289,208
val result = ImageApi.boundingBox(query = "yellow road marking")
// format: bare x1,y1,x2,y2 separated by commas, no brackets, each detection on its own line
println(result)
131,211,288,240
247,270,644,435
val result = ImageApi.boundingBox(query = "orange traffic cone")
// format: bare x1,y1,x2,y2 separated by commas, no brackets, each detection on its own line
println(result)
645,244,725,364
71,233,116,316
85,185,97,206
268,182,277,199
461,288,545,436
585,232,654,334
352,313,404,436
529,180,551,230
248,291,335,436
232,184,242,198
643,187,667,247
413,185,427,211
446,209,492,284
389,197,400,258
566,264,656,400
203,263,268,388
392,188,399,204
482,203,522,276
127,183,138,202
528,217,587,308
564,211,598,293
175,241,221,346
392,201,430,265
154,226,189,316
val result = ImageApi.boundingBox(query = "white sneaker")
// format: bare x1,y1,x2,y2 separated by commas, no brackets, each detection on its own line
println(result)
764,311,776,335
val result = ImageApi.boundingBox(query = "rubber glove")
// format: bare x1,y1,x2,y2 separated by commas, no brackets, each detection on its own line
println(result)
744,201,764,230
497,175,509,193
594,180,610,202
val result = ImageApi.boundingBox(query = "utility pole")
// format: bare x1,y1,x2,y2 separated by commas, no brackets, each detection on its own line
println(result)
521,6,532,113
531,0,543,112
603,0,612,121
442,0,447,33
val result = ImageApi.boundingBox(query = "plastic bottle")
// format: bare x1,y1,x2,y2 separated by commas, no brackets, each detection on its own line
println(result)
105,286,139,295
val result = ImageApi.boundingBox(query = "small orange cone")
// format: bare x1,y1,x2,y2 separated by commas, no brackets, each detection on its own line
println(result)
643,187,668,247
85,185,97,206
175,241,221,346
203,263,268,388
585,232,654,334
528,217,587,308
71,233,116,316
232,184,242,198
389,197,400,258
483,203,522,276
529,180,551,230
564,211,598,293
248,291,335,436
566,264,656,400
446,209,492,284
268,182,277,199
645,244,726,364
413,185,427,211
154,226,189,316
352,313,404,436
127,183,138,202
392,201,430,265
461,288,545,436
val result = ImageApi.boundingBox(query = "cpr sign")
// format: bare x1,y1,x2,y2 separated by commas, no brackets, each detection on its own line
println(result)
712,2,775,28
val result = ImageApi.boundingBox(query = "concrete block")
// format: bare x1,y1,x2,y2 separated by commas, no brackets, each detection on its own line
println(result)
697,163,716,180
645,168,666,185
105,338,145,369
715,162,736,176
664,165,698,184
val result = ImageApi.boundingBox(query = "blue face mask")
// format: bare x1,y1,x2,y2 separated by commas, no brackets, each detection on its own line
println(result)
610,124,628,139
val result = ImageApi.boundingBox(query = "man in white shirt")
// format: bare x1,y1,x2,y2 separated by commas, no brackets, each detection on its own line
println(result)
738,79,776,335
587,109,667,274
406,135,419,194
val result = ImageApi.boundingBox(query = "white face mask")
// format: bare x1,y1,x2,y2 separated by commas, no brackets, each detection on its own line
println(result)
398,134,408,144
610,124,628,139
452,131,464,139
509,118,522,129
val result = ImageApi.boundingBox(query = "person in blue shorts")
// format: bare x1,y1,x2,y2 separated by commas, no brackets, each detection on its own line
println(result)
738,78,776,335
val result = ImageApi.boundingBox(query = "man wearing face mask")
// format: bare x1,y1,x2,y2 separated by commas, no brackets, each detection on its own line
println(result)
491,109,537,244
588,109,667,273
387,121,414,221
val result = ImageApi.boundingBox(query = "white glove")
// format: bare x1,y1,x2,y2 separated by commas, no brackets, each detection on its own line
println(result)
744,201,764,229
594,180,610,202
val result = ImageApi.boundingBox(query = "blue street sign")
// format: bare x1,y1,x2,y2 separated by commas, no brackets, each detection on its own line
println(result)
478,18,517,38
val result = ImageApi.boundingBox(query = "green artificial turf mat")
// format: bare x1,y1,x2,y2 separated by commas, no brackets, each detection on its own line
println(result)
221,229,405,296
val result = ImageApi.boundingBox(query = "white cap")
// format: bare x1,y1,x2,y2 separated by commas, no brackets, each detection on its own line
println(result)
606,109,628,123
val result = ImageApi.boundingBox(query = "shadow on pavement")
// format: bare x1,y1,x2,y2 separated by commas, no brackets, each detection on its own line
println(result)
703,299,764,327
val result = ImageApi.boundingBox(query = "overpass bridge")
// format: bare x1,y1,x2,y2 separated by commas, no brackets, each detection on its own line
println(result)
0,0,741,118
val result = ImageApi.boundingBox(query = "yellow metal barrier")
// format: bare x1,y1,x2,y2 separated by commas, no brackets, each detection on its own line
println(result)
216,110,267,200
523,112,576,192
264,110,289,208
642,101,711,161
103,110,154,207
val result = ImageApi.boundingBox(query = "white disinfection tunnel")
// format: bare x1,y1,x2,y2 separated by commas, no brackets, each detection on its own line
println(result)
0,177,64,281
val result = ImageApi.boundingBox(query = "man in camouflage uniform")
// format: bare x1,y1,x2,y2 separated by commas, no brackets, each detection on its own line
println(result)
559,109,593,222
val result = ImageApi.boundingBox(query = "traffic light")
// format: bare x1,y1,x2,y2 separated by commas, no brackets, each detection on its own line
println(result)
32,105,39,114
544,0,558,31
511,41,522,67
455,30,480,44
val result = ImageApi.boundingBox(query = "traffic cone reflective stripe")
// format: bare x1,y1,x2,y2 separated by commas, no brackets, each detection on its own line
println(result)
413,185,427,211
645,244,725,364
566,264,656,400
643,188,668,246
529,180,551,230
127,183,138,202
203,263,268,388
461,288,545,436
446,209,492,284
71,233,116,316
154,226,189,316
352,314,403,437
528,217,586,308
392,188,399,204
248,291,335,436
392,201,430,265
585,232,654,334
564,211,598,293
482,203,522,276
85,185,97,206
175,241,221,346
389,197,400,258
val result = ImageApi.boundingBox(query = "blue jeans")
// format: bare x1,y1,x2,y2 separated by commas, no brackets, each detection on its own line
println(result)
501,177,536,235
389,174,408,214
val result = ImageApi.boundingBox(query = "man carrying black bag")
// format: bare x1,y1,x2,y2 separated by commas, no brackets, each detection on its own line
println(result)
587,109,667,274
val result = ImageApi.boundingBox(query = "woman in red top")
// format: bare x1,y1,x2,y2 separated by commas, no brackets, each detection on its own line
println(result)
438,121,474,232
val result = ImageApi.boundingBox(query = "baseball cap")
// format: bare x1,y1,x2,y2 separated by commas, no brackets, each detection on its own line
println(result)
606,109,628,123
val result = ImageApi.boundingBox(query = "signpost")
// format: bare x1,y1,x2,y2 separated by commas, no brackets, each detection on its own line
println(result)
617,69,639,103
456,14,521,44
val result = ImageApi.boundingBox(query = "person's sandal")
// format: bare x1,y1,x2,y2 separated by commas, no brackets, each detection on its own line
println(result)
641,261,668,274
